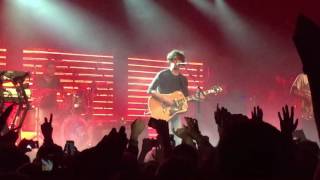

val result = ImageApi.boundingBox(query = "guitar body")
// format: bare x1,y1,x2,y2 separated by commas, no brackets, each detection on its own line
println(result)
148,85,223,121
148,91,188,121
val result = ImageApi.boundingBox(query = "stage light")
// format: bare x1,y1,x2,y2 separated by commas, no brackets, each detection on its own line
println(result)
188,0,217,18
6,0,119,51
123,0,192,43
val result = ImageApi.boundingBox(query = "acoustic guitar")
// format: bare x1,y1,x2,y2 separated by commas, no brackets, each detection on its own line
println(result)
148,85,223,121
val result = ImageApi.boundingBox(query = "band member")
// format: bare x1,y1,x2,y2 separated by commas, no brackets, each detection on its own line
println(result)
291,73,318,143
291,73,313,120
34,60,62,110
147,49,189,144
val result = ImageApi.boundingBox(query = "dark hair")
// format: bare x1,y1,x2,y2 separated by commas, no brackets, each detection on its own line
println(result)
167,49,185,63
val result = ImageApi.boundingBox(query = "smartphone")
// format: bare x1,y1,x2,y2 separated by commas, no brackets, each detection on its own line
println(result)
64,140,76,155
293,130,307,141
29,140,39,149
169,134,175,147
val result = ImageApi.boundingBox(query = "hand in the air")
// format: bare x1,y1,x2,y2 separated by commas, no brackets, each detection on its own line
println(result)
0,104,14,133
41,114,53,141
214,104,232,127
251,106,263,122
172,126,189,140
148,118,169,137
98,126,128,155
278,105,298,141
130,119,145,140
185,117,201,136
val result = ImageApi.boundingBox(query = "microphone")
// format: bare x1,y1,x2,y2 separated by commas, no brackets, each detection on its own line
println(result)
176,62,188,66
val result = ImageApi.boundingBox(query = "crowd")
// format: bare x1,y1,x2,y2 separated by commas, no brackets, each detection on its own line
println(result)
0,102,319,180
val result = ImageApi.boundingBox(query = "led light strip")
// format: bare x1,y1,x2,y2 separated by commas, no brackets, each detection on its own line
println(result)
128,64,167,69
128,76,153,80
62,59,113,64
23,50,113,58
128,70,157,74
128,57,203,66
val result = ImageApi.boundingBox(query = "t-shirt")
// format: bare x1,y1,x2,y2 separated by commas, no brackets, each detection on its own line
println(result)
34,75,61,89
147,69,188,96
34,75,61,109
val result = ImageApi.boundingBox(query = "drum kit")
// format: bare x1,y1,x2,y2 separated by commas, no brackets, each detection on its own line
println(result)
60,86,94,117
0,70,98,149
34,85,96,148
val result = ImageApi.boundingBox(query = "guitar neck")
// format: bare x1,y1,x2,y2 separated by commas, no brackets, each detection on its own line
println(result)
186,89,213,101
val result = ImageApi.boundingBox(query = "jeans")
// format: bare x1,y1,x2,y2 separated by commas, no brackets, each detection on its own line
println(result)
169,115,182,145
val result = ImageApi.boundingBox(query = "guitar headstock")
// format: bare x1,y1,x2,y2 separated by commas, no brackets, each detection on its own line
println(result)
207,85,223,95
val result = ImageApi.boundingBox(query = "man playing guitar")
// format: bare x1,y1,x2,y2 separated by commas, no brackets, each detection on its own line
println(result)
147,49,190,144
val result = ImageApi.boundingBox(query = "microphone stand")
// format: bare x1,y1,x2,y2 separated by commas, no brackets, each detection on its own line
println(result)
195,68,205,120
184,65,204,120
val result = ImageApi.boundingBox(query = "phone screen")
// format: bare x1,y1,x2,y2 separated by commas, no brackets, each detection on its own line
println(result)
64,140,76,155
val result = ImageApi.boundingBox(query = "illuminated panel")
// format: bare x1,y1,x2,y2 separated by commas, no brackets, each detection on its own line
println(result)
127,57,205,137
22,49,115,122
0,48,6,68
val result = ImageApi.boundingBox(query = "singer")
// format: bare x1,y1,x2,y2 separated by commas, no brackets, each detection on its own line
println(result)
147,49,188,144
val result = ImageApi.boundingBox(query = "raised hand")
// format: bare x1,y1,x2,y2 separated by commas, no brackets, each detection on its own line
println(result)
278,105,298,141
0,104,14,134
130,119,145,140
214,104,231,127
148,118,169,137
41,114,53,143
185,117,201,138
98,126,128,153
251,106,263,122
172,126,189,140
148,118,171,157
172,125,195,147
118,126,128,150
